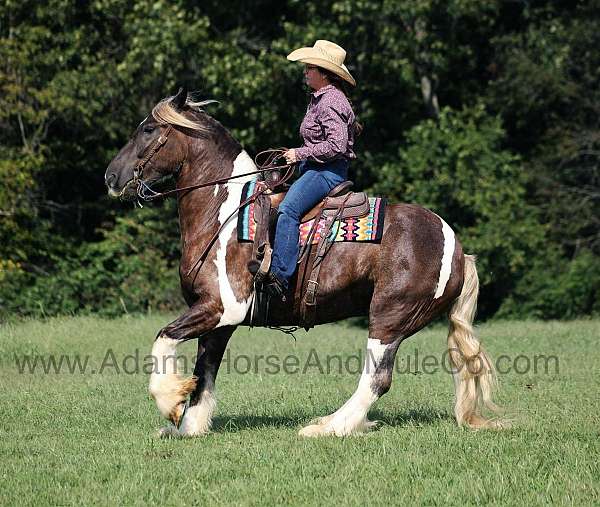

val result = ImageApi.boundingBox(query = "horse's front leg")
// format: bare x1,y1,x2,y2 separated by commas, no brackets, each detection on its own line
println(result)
149,302,225,432
172,326,235,437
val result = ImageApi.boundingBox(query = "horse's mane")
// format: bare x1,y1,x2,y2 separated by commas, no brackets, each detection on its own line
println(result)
151,94,218,134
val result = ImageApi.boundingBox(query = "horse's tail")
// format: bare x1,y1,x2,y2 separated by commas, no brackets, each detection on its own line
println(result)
447,254,505,429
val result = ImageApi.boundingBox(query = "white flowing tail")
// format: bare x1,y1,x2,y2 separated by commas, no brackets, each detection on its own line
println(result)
447,255,505,429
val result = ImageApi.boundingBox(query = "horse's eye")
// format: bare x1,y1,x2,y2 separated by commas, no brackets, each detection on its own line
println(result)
143,125,155,134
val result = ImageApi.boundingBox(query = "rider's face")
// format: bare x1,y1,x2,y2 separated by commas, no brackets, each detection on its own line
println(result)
304,64,327,91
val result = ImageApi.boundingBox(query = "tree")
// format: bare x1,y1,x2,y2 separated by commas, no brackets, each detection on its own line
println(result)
1,0,598,319
373,105,545,317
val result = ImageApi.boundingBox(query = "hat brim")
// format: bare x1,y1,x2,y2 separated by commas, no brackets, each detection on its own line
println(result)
287,48,356,86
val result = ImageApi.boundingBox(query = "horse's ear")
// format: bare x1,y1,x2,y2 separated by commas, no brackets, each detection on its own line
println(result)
171,86,188,110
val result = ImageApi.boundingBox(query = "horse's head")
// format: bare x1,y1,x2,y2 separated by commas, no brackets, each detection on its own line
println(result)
105,87,214,200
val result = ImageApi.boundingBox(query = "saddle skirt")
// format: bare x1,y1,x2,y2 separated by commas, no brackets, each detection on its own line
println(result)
237,178,387,246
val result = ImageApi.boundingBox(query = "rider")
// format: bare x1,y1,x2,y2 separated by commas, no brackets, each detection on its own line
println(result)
263,40,360,297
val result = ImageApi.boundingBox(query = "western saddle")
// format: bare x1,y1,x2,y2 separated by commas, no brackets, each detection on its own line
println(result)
249,172,370,330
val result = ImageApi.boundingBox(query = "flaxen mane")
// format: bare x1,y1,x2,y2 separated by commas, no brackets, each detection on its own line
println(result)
151,95,218,134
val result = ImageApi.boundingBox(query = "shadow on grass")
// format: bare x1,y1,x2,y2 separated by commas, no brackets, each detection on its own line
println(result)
369,406,452,427
212,414,307,432
211,406,451,433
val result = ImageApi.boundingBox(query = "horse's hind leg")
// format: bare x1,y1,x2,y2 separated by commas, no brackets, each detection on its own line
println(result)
158,326,235,438
299,337,401,437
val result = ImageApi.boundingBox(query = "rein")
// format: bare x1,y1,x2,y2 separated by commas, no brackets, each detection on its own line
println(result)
184,160,295,280
133,131,293,202
131,131,296,278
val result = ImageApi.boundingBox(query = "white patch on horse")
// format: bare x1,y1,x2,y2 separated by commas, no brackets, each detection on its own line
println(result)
148,335,179,417
179,389,216,436
138,115,149,127
214,150,255,327
434,215,455,299
299,338,391,437
213,183,220,197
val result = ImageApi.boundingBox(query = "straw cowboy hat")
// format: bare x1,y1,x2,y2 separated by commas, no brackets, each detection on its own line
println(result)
287,40,356,86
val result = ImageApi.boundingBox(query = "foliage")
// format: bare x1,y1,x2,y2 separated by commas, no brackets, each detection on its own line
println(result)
373,105,546,316
497,249,600,319
485,1,600,257
0,204,184,319
0,0,598,320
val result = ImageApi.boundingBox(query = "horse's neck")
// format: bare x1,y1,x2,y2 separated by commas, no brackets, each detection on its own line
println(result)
176,146,257,255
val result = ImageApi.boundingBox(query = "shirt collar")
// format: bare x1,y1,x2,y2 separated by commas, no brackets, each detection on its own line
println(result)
312,84,336,98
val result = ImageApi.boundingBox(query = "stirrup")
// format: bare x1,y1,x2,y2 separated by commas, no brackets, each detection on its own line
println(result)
249,272,286,327
250,287,271,327
256,270,286,301
249,262,287,301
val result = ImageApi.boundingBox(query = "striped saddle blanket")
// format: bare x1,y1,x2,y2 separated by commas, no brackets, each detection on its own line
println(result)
237,180,387,246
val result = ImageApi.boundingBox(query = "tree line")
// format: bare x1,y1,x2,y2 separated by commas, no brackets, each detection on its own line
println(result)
1,0,598,320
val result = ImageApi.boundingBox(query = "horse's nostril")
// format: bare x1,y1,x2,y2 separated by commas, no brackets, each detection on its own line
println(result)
105,172,117,186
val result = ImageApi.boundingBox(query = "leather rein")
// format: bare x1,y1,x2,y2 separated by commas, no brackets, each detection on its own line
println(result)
130,127,296,279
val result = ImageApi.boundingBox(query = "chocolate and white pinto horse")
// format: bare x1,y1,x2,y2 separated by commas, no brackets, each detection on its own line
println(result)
105,89,502,437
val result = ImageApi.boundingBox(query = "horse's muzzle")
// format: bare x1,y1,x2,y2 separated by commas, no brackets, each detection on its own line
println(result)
106,178,137,201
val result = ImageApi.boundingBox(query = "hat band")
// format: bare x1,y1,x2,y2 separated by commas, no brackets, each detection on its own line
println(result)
312,46,344,66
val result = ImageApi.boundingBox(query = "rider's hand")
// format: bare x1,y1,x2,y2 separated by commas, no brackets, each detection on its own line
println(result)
283,149,297,164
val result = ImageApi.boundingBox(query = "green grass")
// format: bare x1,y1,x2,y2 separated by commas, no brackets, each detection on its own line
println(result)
0,316,599,505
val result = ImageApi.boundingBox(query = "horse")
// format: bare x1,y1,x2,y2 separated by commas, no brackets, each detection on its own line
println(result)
104,88,503,437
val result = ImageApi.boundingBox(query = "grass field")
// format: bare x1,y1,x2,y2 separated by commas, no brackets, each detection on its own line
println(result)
0,316,598,505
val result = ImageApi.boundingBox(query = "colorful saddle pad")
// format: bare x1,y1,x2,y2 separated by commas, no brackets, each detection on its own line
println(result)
237,179,387,246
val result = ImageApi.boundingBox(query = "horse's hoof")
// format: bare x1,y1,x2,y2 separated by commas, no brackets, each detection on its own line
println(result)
311,414,334,426
298,424,329,437
299,417,379,437
157,425,181,439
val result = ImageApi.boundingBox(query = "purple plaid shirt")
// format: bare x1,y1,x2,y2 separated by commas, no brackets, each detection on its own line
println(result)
295,85,356,163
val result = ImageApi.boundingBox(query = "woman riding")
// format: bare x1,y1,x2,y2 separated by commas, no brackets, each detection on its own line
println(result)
263,40,359,297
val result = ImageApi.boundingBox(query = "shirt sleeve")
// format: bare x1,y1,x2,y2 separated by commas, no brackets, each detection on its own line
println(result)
295,103,349,163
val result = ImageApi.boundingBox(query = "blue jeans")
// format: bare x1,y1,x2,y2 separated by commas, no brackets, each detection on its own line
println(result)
270,159,349,287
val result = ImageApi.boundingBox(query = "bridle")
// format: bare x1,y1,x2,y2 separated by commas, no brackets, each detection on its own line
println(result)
131,125,293,201
132,125,174,188
129,124,296,279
